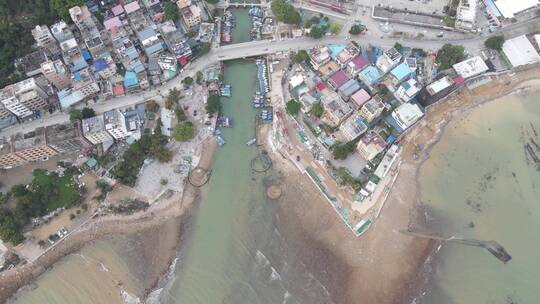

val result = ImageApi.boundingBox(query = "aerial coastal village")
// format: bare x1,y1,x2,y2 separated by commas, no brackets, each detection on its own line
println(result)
0,0,539,302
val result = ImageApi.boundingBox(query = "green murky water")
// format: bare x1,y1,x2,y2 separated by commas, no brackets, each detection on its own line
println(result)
418,93,540,303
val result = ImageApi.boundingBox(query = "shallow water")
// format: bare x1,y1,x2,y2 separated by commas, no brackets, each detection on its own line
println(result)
12,239,142,304
418,93,540,303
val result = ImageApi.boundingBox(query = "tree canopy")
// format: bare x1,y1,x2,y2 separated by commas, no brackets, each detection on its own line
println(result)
113,122,172,186
146,100,160,113
349,24,363,35
81,107,95,119
271,0,301,25
330,23,342,35
292,50,310,63
332,141,356,160
206,95,221,114
50,0,85,21
286,99,301,116
182,76,194,86
164,1,180,22
196,70,204,84
69,109,83,122
484,35,505,51
173,121,195,142
436,44,465,70
165,88,182,110
310,103,324,118
310,26,324,39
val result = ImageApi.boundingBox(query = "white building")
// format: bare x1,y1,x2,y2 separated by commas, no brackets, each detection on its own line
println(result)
455,0,478,30
376,48,402,74
0,94,33,118
452,56,489,79
394,78,422,102
494,0,539,18
502,35,540,67
374,144,399,179
426,76,454,96
391,102,424,131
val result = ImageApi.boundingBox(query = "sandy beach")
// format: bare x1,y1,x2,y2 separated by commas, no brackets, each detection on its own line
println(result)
0,139,217,303
265,65,540,304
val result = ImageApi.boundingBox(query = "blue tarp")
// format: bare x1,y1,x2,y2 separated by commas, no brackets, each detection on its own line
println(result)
81,49,92,61
124,71,138,88
328,44,347,60
94,59,108,72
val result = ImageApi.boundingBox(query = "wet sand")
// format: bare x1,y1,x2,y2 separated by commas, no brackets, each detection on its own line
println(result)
1,139,216,303
266,65,540,304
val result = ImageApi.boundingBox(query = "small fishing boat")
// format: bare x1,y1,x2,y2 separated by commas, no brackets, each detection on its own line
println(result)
246,138,256,146
216,135,225,146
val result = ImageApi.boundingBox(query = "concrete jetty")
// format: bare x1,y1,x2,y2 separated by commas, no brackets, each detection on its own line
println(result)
400,230,512,264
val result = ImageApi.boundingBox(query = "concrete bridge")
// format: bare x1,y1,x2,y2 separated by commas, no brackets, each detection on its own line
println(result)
216,1,270,9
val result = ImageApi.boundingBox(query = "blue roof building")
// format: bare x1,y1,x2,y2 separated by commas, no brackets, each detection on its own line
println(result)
94,59,108,72
358,66,381,86
58,89,85,108
125,46,139,60
144,43,166,57
124,71,139,88
390,62,414,83
70,57,88,73
328,44,347,60
81,49,92,61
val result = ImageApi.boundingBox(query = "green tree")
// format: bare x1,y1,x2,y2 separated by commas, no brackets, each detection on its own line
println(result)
286,99,301,116
271,0,301,25
292,50,310,63
182,76,194,87
69,109,82,122
310,103,324,118
175,107,187,121
81,107,95,119
484,35,505,51
310,26,324,39
94,11,104,23
436,44,465,70
196,70,204,84
349,24,362,35
332,141,356,160
330,23,342,35
50,0,85,21
173,122,195,141
146,100,160,113
164,1,180,22
393,42,403,53
206,95,221,114
165,88,182,110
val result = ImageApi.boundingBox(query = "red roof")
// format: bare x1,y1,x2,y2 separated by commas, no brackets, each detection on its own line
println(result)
316,82,326,91
178,56,187,66
350,55,369,70
113,84,124,96
329,70,350,88
454,75,464,85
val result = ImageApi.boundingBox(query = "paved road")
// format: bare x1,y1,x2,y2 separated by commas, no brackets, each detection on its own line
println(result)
1,17,538,137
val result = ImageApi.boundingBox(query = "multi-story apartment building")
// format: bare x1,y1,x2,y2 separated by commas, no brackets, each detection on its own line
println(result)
31,25,62,57
69,5,99,38
41,60,72,90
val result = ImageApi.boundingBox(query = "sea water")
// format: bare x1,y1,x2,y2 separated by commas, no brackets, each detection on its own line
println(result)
417,93,540,303
12,239,142,304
